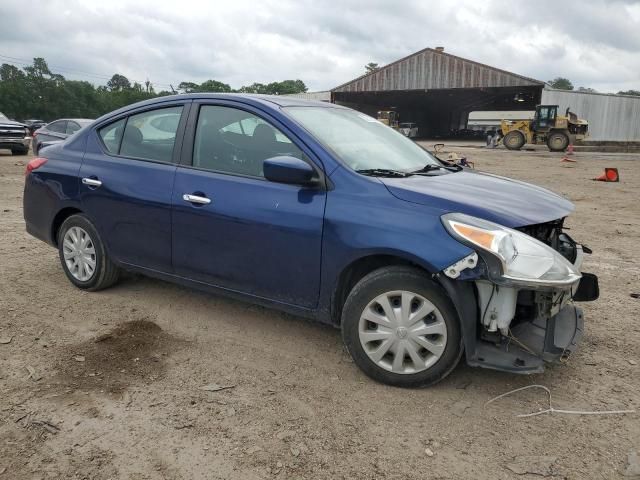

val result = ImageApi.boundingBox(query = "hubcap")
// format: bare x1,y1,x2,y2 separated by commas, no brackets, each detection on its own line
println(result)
358,290,447,374
62,226,96,281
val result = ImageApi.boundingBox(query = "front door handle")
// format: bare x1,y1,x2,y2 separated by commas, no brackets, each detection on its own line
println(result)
82,177,102,187
182,193,211,205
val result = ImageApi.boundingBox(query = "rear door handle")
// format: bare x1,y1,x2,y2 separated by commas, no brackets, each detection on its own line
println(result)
182,194,211,205
82,177,102,187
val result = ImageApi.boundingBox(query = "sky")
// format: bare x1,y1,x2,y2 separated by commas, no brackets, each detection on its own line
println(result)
1,0,639,93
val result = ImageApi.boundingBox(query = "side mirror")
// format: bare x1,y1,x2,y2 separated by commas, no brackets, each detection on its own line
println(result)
263,156,316,186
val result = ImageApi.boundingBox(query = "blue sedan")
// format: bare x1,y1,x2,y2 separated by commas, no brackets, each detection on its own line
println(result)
23,94,598,387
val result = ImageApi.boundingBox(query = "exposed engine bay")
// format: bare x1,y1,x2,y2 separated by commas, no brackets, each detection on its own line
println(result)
477,218,583,335
442,217,599,373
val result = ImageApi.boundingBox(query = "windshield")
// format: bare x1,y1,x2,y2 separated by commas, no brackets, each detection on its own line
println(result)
284,107,440,172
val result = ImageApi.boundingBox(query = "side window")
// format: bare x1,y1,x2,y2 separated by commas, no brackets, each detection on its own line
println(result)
120,106,183,163
66,121,81,135
193,105,303,177
99,118,126,154
47,121,67,134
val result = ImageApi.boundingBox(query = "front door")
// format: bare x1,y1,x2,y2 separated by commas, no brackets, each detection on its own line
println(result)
171,103,326,308
79,103,188,272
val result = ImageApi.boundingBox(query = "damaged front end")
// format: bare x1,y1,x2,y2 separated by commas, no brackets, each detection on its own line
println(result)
439,214,599,374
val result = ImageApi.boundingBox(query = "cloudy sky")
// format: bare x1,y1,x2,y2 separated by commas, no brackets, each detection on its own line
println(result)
1,0,639,93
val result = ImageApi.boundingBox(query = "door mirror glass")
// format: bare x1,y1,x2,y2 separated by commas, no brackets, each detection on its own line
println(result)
263,156,316,185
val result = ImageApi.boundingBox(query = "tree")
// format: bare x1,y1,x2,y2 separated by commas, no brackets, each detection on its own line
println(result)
0,64,25,82
237,82,268,94
365,62,380,74
23,57,53,79
178,81,199,93
577,87,597,93
198,79,232,93
0,57,312,121
618,89,640,96
268,79,307,94
547,77,574,90
107,74,131,91
238,80,307,95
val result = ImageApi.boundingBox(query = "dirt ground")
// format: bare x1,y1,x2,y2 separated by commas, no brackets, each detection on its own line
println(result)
1,146,639,479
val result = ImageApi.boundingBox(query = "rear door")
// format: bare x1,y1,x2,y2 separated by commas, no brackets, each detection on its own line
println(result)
79,102,189,272
171,101,326,308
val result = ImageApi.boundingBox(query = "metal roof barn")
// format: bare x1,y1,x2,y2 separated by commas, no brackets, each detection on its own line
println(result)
331,47,545,137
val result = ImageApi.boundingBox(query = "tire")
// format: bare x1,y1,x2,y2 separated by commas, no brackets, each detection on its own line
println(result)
57,214,119,291
341,266,463,388
503,130,525,150
11,148,28,156
547,131,569,152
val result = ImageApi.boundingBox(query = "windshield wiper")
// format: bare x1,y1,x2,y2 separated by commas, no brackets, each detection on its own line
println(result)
413,163,463,173
356,168,413,178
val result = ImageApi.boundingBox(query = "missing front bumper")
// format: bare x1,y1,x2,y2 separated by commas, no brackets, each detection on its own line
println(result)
467,305,584,374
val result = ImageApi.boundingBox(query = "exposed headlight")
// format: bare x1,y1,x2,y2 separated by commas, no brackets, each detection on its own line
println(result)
442,213,581,287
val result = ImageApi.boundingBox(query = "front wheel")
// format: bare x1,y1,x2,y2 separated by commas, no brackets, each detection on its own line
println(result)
503,130,525,150
341,266,462,388
547,131,569,152
57,214,120,291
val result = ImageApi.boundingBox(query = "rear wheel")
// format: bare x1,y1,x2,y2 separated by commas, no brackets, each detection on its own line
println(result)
57,214,119,291
503,130,525,150
547,131,569,152
341,266,462,388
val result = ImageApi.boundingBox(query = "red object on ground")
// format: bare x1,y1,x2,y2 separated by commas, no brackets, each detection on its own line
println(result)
593,168,619,182
561,156,576,163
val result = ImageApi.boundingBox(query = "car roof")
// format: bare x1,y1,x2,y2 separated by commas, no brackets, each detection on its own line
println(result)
92,93,345,126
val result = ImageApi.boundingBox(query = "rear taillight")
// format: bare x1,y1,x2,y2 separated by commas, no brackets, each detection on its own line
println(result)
25,157,47,176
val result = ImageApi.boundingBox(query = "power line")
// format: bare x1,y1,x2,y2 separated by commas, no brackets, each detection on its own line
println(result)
0,53,175,89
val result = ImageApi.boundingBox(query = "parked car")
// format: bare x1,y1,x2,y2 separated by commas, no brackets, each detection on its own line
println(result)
23,119,47,136
0,111,30,155
23,94,599,387
399,122,418,138
32,118,93,155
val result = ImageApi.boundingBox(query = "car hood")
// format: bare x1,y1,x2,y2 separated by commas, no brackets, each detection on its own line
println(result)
380,169,574,228
0,119,26,128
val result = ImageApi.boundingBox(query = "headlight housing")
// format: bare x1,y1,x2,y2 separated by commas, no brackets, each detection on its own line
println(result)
442,213,581,287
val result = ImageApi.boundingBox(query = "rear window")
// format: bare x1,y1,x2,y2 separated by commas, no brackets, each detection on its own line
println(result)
99,118,125,154
119,107,183,163
47,121,66,134
97,106,183,162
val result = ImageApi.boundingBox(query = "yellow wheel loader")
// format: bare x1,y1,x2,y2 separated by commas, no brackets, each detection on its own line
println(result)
377,110,399,129
500,105,588,152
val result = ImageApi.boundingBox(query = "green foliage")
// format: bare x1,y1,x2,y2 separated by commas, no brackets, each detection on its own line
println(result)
198,79,232,93
618,89,640,96
365,62,380,74
235,80,307,95
547,77,574,90
0,57,308,122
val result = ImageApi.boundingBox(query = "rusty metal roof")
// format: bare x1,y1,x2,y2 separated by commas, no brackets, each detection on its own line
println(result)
332,48,544,93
